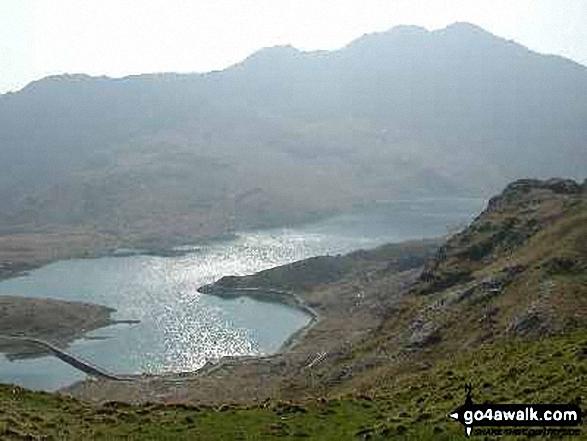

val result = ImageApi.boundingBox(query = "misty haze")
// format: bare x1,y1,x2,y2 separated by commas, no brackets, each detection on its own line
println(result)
1,5,586,439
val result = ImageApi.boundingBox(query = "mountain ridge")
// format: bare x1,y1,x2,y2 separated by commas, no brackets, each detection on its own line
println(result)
34,177,585,439
4,21,586,96
1,22,586,261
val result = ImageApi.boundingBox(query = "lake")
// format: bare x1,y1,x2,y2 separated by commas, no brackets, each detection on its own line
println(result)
0,198,485,391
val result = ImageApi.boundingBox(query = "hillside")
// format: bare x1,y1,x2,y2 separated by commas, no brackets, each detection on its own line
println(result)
5,178,576,439
2,332,584,439
1,23,587,262
191,178,587,401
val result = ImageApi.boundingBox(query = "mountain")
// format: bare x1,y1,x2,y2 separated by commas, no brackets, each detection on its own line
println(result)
1,23,586,249
187,179,587,403
8,178,586,439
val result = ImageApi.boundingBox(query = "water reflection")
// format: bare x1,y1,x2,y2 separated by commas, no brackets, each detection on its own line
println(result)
0,198,485,390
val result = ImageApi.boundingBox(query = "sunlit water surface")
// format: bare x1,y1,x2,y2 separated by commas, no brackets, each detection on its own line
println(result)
0,198,485,391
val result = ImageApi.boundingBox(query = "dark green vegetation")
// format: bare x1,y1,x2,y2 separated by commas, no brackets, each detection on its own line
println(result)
2,178,585,439
1,324,586,439
208,238,440,293
1,23,587,263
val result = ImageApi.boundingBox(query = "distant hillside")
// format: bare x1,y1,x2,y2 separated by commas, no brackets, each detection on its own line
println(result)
25,178,585,439
197,177,587,418
1,23,586,246
205,177,587,364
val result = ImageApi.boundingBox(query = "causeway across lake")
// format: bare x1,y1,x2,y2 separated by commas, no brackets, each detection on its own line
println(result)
0,198,485,391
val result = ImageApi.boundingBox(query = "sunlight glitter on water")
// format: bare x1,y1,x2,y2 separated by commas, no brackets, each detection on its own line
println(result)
0,199,486,390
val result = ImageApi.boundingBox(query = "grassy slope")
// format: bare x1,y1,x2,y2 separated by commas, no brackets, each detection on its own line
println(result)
1,331,585,440
1,179,587,439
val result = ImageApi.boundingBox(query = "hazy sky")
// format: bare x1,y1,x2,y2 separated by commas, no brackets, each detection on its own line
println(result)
2,0,586,93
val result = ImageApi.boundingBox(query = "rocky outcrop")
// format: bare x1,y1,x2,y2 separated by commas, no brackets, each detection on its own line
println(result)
417,178,586,295
486,178,584,213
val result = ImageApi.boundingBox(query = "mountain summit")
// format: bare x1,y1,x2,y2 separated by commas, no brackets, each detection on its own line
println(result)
0,23,586,246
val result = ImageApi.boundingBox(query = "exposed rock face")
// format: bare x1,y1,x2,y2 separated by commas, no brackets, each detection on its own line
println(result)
407,319,442,348
404,177,587,360
487,178,584,212
3,22,587,257
418,178,586,295
508,312,547,336
63,178,587,408
542,256,587,275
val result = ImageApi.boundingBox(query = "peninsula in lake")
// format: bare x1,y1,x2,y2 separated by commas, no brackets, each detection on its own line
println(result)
1,23,586,266
1,20,587,440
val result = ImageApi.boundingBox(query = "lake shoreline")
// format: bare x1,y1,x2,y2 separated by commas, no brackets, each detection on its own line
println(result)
0,200,481,395
0,232,244,284
196,285,320,355
63,239,436,405
0,295,127,359
0,235,319,389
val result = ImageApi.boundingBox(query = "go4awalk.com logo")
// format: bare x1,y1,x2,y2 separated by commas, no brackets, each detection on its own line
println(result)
448,384,582,437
